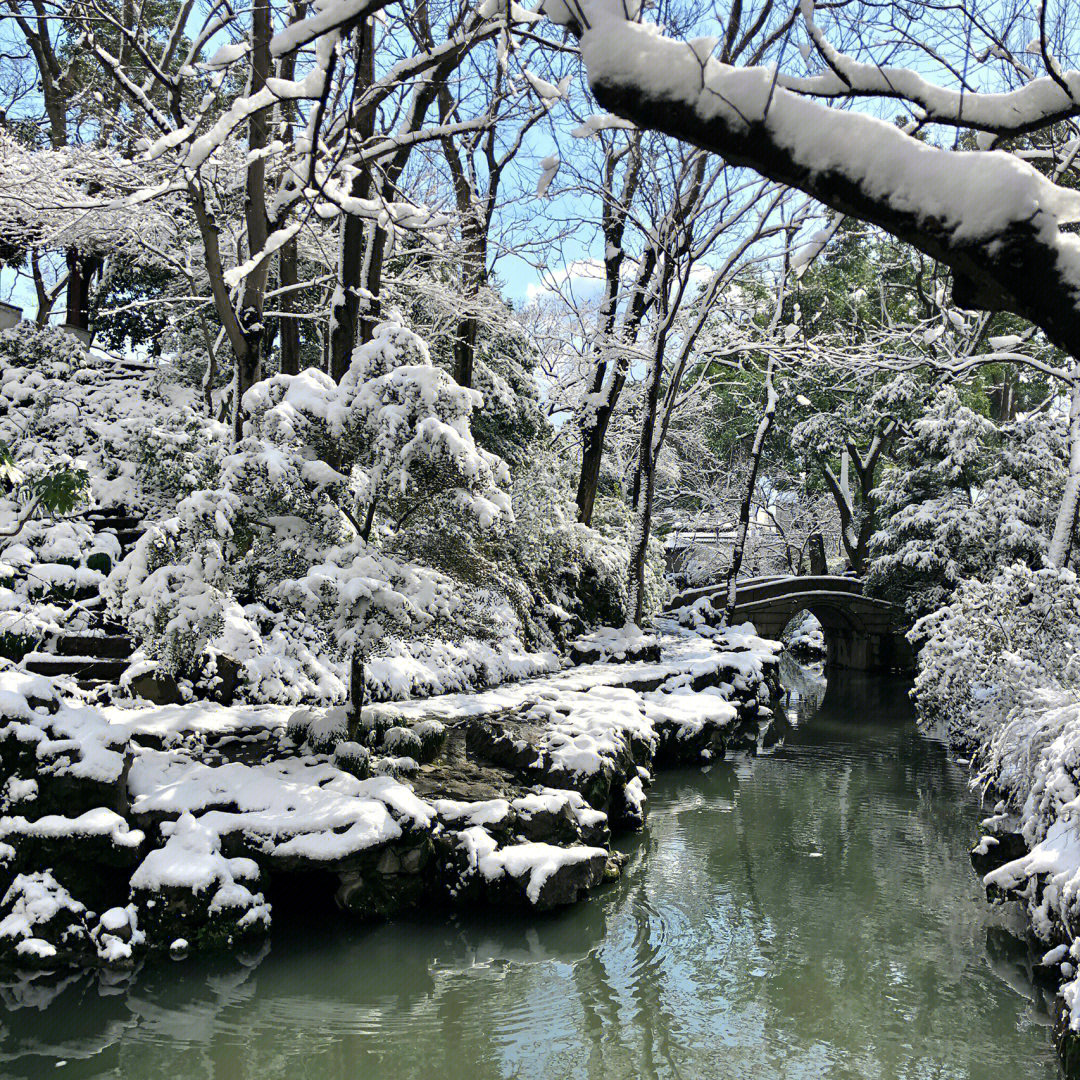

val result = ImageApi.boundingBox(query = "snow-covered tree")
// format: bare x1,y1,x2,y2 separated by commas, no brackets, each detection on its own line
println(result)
108,318,512,720
867,387,1066,616
791,374,930,573
913,562,1080,794
542,0,1080,364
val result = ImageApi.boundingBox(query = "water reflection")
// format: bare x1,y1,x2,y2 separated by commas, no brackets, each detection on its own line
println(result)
0,668,1059,1079
777,654,827,724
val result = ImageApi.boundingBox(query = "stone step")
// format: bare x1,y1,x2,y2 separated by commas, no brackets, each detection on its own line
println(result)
53,634,133,659
23,656,130,681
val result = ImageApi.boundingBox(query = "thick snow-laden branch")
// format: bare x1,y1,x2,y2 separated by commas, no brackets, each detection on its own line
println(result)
268,0,395,58
224,221,303,288
547,0,1080,360
787,0,1080,137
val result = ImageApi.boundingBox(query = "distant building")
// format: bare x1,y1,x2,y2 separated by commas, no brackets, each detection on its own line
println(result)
663,506,794,588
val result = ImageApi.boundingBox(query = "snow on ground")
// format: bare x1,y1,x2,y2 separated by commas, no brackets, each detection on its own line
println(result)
128,755,434,866
568,623,659,662
373,623,778,727
523,685,654,779
98,700,296,741
0,623,781,951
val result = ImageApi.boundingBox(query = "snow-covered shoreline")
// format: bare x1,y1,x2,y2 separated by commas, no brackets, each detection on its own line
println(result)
0,624,781,970
966,697,1080,1069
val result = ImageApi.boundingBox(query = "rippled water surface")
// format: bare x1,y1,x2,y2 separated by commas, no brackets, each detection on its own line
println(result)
2,669,1060,1079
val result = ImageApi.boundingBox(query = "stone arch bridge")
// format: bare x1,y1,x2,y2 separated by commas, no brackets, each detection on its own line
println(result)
668,575,914,673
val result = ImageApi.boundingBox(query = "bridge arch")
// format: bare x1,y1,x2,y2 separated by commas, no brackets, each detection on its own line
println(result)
668,575,914,673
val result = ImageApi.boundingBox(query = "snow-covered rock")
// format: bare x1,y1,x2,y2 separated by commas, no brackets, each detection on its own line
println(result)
130,813,270,950
569,624,661,665
0,871,92,968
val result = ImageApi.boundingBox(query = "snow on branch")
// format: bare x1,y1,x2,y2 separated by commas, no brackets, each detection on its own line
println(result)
548,0,1080,360
787,0,1080,137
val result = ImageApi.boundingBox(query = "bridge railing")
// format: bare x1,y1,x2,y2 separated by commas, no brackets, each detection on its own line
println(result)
666,574,791,611
731,575,864,607
667,574,864,613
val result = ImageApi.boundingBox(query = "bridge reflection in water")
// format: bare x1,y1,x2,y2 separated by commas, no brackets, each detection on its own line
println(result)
669,575,914,673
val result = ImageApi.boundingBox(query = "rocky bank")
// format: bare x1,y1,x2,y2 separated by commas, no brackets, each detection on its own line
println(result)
0,622,781,972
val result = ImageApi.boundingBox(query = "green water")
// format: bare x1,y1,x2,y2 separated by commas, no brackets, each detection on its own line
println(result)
0,669,1060,1079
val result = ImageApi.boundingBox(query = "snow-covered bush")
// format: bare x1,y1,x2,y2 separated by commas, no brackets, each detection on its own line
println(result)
485,455,659,640
0,321,211,510
132,409,227,517
0,321,96,378
912,563,1080,764
924,571,1080,976
867,388,1064,616
783,610,825,657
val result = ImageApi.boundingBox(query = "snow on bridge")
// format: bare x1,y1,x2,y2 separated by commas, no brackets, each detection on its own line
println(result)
667,576,914,673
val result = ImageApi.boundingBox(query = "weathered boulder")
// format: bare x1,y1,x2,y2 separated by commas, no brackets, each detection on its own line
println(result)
196,652,241,704
465,716,541,773
333,838,433,918
89,904,145,967
130,814,270,952
0,670,131,819
124,669,184,706
288,706,446,765
0,809,144,909
971,829,1028,879
0,870,93,968
436,826,609,911
511,789,609,847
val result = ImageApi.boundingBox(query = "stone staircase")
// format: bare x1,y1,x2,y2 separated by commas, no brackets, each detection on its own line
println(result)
22,507,144,691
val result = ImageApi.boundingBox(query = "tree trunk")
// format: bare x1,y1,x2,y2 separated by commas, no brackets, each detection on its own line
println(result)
279,240,300,375
453,315,478,387
989,375,1017,423
233,322,264,440
450,219,487,388
573,143,645,525
851,503,875,574
347,647,365,742
626,312,674,625
823,458,878,575
724,358,778,619
64,251,101,330
329,215,365,380
357,225,387,347
1049,379,1080,568
231,0,273,439
328,22,376,380
576,408,614,526
626,460,658,628
276,8,303,378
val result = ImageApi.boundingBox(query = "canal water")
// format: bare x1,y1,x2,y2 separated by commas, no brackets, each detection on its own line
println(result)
0,667,1060,1079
